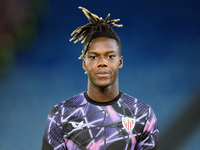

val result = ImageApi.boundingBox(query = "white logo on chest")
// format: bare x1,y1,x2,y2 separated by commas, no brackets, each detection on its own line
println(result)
71,121,84,130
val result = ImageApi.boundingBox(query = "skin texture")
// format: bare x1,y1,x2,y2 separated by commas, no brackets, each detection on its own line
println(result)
83,37,123,102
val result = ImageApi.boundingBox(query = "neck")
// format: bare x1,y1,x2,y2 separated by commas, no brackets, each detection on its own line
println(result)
87,81,120,103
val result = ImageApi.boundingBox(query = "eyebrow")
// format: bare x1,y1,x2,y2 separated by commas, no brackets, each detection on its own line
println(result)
87,50,117,55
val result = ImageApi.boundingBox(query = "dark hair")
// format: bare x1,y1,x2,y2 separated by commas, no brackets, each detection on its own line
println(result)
70,7,123,59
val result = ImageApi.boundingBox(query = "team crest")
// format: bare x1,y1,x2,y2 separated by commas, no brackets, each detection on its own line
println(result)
122,116,136,133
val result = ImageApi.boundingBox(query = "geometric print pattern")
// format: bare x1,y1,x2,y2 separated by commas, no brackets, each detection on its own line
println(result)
42,92,159,150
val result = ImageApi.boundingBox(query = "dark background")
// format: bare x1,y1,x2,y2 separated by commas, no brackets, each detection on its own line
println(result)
0,0,200,149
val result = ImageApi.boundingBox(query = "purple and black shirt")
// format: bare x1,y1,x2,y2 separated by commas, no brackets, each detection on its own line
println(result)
42,91,159,150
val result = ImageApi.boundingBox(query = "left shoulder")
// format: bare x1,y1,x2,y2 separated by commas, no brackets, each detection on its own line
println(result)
120,92,150,109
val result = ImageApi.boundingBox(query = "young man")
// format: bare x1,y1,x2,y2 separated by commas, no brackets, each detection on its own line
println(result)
42,7,159,150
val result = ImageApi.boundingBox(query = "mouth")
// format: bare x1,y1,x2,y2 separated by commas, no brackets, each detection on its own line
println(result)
96,71,110,77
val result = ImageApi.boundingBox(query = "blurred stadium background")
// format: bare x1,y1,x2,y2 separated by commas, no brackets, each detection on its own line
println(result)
0,0,200,149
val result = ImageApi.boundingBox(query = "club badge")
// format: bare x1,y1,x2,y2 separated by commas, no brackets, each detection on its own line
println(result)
122,116,136,133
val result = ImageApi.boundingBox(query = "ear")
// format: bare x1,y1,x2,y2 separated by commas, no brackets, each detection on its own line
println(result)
82,58,88,74
82,58,86,71
119,56,123,69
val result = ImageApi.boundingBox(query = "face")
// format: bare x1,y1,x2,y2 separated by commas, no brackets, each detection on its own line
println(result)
83,37,123,89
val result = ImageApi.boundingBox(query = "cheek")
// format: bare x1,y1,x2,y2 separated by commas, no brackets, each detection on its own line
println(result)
84,61,95,72
112,61,121,70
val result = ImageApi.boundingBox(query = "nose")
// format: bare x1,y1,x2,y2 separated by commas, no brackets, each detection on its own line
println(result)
98,56,107,67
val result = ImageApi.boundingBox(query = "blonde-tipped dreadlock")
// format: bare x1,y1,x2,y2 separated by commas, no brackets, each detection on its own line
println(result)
70,6,123,59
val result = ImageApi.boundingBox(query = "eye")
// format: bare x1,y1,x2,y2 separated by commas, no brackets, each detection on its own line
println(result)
107,55,115,59
89,56,97,60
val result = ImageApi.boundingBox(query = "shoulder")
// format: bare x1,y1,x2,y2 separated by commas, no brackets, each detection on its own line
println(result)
49,92,87,116
120,92,154,118
121,92,150,109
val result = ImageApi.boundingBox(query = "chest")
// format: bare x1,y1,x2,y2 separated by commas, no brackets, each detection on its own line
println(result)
61,104,144,150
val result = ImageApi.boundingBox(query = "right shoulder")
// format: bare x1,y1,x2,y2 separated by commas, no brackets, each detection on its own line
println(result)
49,92,87,116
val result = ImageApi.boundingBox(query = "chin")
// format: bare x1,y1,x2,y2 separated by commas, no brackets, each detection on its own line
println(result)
89,77,117,89
95,81,114,89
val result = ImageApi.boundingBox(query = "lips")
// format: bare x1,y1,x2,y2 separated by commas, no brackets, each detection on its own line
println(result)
96,71,110,77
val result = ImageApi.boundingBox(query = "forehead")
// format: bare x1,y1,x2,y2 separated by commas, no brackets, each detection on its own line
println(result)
87,37,120,54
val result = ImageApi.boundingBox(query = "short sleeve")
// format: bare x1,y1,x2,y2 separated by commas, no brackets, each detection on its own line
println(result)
135,106,159,150
42,107,67,150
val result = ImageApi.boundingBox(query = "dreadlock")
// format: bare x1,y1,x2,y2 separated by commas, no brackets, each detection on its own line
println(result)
69,6,123,59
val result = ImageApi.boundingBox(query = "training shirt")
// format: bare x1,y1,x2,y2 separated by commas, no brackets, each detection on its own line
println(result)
42,91,159,150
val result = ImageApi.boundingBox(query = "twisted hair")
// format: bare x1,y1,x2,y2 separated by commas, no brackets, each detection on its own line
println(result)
70,6,123,59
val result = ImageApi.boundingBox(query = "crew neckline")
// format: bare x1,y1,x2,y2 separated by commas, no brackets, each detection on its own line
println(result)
84,91,122,106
